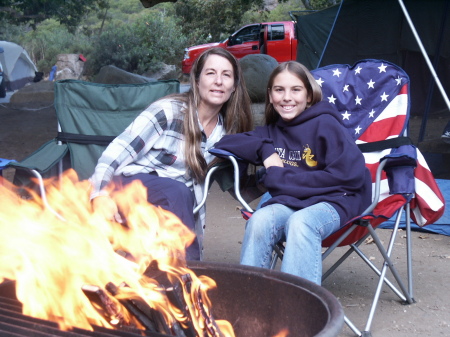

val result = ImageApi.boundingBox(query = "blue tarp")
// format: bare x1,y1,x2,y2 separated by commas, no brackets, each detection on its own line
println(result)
380,179,450,236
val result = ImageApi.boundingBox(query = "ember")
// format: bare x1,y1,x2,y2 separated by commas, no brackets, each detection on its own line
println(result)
0,169,234,336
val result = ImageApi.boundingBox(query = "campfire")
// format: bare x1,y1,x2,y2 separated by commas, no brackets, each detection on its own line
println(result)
0,169,234,336
0,170,344,337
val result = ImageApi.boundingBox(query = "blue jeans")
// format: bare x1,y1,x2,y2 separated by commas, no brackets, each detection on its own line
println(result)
240,198,340,285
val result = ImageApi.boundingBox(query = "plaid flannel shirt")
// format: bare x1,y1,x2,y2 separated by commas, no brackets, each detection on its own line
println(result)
89,97,225,252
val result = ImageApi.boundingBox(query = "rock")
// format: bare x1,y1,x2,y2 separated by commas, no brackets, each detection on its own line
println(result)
144,63,178,81
9,81,54,106
264,0,279,10
55,54,85,81
251,103,266,127
93,65,156,84
240,54,278,102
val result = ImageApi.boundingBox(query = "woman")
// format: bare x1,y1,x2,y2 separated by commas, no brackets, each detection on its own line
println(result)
90,47,253,261
213,61,371,284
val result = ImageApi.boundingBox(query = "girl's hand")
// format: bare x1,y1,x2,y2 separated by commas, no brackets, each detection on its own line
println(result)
92,195,123,223
263,152,284,169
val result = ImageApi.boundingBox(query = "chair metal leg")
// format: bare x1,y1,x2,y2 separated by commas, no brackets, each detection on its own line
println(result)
367,220,414,303
404,203,414,300
322,230,371,282
344,315,362,336
270,242,284,269
322,204,416,336
351,244,407,302
362,209,414,333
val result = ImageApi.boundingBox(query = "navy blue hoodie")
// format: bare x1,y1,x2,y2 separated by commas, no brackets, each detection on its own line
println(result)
214,100,372,226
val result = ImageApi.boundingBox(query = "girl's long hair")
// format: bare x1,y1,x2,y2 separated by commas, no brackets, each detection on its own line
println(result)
264,61,322,125
170,47,253,182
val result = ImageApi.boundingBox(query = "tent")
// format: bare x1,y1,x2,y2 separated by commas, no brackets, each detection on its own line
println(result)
294,0,450,141
0,41,37,91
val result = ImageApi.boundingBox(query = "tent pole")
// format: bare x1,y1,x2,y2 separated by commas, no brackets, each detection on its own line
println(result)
397,0,450,114
316,0,344,69
418,0,449,142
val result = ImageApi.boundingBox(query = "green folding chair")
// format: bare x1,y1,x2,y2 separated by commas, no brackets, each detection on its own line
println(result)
9,79,180,208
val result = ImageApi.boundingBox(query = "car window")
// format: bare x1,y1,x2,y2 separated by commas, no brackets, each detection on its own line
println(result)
268,25,285,41
233,25,259,44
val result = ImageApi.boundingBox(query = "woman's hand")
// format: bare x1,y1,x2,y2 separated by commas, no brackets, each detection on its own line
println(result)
263,152,284,169
92,195,123,223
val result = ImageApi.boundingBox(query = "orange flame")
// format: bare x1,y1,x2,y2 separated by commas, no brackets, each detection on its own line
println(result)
0,169,234,336
272,329,289,337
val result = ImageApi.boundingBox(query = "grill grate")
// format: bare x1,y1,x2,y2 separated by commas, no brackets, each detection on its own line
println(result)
0,294,164,337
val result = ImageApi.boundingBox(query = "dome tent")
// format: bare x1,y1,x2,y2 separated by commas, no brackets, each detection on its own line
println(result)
0,41,37,91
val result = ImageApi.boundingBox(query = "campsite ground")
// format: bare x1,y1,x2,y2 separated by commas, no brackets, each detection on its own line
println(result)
0,95,449,337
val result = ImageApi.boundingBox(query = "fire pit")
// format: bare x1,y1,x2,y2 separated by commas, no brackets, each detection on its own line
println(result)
188,262,344,337
0,173,343,337
0,261,343,337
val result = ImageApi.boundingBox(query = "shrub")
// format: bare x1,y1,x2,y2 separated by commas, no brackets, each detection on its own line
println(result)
86,12,187,76
19,19,93,74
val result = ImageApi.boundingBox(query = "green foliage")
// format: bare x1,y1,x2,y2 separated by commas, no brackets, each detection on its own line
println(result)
301,0,340,10
240,0,307,24
264,0,307,22
0,0,109,32
86,10,187,76
7,19,92,74
1,0,339,78
175,0,265,43
0,17,29,42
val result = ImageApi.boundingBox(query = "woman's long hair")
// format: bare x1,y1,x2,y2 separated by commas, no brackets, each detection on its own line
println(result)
264,61,322,125
176,47,253,182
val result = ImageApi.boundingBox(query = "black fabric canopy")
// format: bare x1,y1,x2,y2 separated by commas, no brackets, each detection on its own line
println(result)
294,0,450,127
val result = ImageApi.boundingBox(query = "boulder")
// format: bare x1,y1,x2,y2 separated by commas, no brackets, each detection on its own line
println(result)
9,80,54,106
240,54,278,102
93,65,156,84
144,63,178,81
55,54,85,81
251,103,266,127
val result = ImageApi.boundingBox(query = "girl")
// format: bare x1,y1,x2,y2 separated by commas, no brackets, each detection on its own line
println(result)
90,48,253,261
213,61,371,284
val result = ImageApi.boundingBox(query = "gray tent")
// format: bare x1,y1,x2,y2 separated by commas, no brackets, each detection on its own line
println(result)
294,0,450,141
0,41,37,91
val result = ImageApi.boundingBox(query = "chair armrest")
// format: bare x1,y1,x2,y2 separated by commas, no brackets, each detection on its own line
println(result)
380,144,417,195
208,148,257,212
9,139,68,173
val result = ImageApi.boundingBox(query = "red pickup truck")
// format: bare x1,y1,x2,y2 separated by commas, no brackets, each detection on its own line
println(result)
182,21,298,74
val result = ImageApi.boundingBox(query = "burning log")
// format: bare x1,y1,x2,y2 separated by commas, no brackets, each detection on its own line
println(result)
80,268,228,337
81,284,125,327
145,260,197,337
76,259,226,337
105,282,170,334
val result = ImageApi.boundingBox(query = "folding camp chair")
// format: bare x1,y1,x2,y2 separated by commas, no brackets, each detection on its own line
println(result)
205,59,445,337
7,79,180,209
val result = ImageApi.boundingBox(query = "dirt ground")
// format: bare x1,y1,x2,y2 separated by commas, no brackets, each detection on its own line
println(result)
0,99,449,337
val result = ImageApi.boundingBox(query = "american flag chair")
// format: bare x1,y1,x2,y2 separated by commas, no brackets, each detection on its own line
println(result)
273,59,444,336
205,59,445,337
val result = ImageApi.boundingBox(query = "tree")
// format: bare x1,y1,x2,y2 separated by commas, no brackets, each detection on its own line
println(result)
301,0,339,10
0,0,110,31
175,0,265,44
